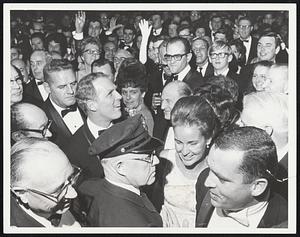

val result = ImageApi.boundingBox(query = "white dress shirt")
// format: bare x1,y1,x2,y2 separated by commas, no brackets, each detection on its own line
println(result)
177,65,191,81
208,200,269,229
50,98,84,135
87,118,112,139
35,80,49,101
197,61,209,77
214,67,229,77
153,27,163,36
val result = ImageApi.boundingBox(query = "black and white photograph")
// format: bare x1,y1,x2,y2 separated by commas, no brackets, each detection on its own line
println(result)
3,2,297,234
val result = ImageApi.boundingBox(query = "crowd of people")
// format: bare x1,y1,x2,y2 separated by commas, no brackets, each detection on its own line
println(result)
9,9,289,229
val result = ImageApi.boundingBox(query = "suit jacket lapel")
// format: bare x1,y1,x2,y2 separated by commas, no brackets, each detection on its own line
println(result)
205,63,214,78
196,191,215,227
183,69,193,83
45,98,72,137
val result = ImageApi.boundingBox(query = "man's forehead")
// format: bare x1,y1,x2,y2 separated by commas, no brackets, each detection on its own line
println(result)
193,39,207,48
167,41,184,51
104,42,116,49
30,52,46,61
259,36,275,44
208,146,244,169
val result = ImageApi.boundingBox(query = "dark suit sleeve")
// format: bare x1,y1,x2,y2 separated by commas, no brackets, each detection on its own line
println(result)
195,168,210,217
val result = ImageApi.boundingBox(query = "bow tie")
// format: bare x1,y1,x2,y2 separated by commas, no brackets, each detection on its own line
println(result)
37,80,44,86
47,213,62,227
61,104,77,117
241,39,249,43
98,129,105,136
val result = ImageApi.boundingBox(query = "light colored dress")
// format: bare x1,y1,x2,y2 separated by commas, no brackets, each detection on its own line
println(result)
162,149,197,227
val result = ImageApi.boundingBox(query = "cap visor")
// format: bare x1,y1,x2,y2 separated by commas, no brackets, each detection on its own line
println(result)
131,137,164,154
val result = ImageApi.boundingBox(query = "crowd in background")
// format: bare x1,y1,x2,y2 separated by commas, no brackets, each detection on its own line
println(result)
9,9,289,229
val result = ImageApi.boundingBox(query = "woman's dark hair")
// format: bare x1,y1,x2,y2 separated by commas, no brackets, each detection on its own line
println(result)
45,32,68,57
229,38,247,66
116,58,148,93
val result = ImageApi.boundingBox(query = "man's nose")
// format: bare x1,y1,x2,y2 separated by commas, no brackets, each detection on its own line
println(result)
204,171,216,188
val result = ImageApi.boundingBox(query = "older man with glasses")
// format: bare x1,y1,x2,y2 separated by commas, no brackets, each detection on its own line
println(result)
165,36,204,92
11,102,52,146
76,115,164,227
10,138,81,227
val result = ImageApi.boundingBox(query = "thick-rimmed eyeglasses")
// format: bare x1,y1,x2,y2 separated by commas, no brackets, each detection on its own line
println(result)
83,49,101,56
209,52,230,59
11,165,82,204
19,120,53,138
164,53,188,62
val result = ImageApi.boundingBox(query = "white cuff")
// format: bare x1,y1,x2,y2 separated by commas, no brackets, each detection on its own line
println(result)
105,30,112,36
72,31,83,40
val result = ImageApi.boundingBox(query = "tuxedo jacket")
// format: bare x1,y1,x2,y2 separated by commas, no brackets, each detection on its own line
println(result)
10,194,44,227
195,168,288,228
183,69,205,92
23,79,45,104
245,36,258,65
77,178,163,227
42,97,86,149
63,122,105,181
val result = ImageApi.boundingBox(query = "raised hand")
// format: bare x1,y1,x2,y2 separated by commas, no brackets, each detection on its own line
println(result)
139,19,152,38
109,16,123,32
75,11,86,33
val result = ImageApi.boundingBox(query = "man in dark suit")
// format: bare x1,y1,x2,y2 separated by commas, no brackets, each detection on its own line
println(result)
237,16,258,65
191,37,214,80
195,126,288,228
24,49,49,104
207,40,242,110
43,59,85,149
118,24,138,53
165,36,204,92
150,12,167,38
64,72,122,180
77,115,163,227
10,138,81,227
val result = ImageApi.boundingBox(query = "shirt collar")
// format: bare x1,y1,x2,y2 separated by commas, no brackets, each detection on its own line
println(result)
87,117,112,139
177,64,191,81
214,67,229,77
105,177,140,196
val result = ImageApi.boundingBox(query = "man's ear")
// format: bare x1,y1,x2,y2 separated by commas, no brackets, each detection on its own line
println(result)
250,178,268,197
86,100,97,112
227,54,233,63
30,29,34,35
19,54,23,60
115,161,127,177
43,81,51,94
187,52,192,63
275,45,280,55
11,131,26,142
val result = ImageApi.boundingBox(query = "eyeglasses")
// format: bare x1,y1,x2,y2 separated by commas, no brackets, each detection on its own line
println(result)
238,25,251,30
209,52,230,59
11,165,82,204
83,49,101,56
19,120,53,138
132,152,156,164
11,77,23,85
164,53,188,62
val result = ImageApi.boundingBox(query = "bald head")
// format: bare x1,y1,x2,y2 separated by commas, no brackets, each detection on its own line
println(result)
30,50,48,81
11,138,72,187
11,103,52,141
161,81,193,120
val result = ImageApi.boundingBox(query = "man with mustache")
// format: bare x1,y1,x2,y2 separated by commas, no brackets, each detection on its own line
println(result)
10,138,81,227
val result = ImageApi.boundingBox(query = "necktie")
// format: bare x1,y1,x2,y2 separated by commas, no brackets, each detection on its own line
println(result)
173,74,178,81
197,66,203,77
48,213,62,227
154,29,157,35
37,80,44,86
61,104,77,117
242,39,249,43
